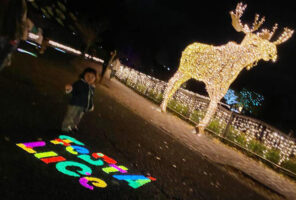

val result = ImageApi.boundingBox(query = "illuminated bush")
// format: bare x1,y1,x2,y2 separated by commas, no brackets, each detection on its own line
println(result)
155,93,163,103
126,79,133,87
168,100,189,117
176,104,189,117
281,158,296,173
265,148,281,164
247,139,266,156
235,134,248,147
207,119,223,134
190,110,204,123
226,127,236,141
226,126,247,147
147,90,156,99
168,99,177,109
136,84,147,94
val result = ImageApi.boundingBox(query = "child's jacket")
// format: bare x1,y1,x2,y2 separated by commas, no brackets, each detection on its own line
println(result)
69,79,94,111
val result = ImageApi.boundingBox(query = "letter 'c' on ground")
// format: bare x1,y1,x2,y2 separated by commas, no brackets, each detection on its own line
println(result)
79,177,107,190
56,161,92,177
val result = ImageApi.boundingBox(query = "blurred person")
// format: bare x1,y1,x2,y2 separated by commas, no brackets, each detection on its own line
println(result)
35,27,43,47
99,49,117,84
109,55,121,80
23,18,33,40
62,67,97,133
0,0,27,71
39,27,51,54
288,129,294,137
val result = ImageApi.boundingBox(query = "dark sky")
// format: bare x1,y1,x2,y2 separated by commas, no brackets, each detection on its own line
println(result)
66,0,296,133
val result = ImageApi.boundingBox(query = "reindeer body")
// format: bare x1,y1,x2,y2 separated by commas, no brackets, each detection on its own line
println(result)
180,42,252,92
160,3,293,133
160,41,262,131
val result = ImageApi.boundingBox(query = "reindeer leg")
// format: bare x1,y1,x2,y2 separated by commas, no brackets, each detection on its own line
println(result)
197,98,219,134
160,71,190,112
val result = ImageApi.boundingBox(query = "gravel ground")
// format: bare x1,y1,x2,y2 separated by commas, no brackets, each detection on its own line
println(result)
0,46,294,199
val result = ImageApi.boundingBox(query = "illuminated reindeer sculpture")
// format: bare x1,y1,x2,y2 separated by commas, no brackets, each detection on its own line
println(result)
160,3,293,133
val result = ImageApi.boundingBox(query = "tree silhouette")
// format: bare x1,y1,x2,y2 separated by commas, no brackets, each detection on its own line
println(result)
75,17,109,56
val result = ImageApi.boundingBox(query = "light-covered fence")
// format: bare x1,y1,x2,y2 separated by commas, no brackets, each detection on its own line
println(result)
115,65,296,165
27,32,296,175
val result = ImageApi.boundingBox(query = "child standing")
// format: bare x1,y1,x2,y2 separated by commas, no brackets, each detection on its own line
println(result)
62,67,97,133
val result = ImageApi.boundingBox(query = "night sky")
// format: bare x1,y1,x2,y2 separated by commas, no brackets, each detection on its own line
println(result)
35,0,296,133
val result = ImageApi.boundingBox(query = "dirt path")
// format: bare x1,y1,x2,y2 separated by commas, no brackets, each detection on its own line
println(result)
98,71,296,200
0,47,294,199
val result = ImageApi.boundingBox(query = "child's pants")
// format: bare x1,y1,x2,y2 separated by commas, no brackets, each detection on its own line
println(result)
0,37,17,71
62,105,84,131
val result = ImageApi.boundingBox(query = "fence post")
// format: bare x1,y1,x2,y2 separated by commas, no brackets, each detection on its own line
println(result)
125,68,130,84
223,111,234,138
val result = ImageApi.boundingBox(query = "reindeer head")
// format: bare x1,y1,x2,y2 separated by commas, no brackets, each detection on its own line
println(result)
230,3,294,62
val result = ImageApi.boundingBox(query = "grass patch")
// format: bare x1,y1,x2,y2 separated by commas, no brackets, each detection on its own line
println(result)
265,148,281,164
235,134,248,147
147,89,156,99
168,100,189,117
247,139,266,156
168,99,177,108
207,119,223,134
281,158,296,174
136,84,147,94
190,110,204,123
226,126,247,147
155,93,163,103
126,79,133,87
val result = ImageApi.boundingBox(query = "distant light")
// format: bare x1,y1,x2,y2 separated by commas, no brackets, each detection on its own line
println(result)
48,40,82,55
85,53,91,58
42,15,45,18
92,57,104,63
28,33,39,40
25,40,38,47
54,47,66,53
238,105,243,112
72,32,75,35
167,67,170,71
27,32,104,63
17,48,37,57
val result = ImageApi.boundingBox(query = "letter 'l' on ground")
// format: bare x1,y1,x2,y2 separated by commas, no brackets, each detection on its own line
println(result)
16,141,46,154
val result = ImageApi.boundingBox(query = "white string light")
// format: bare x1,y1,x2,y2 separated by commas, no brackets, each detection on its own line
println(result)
28,33,104,63
115,64,296,164
160,2,293,134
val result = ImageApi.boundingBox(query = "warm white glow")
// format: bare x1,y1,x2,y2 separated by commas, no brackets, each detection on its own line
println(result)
48,40,81,55
115,65,296,162
85,53,104,63
28,32,104,63
160,2,293,133
28,32,39,40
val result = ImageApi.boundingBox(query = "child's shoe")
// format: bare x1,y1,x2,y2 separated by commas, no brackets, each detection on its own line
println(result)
72,126,79,133
61,126,72,134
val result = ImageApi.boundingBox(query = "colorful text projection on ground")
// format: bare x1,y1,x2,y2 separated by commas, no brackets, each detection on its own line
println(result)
16,135,156,190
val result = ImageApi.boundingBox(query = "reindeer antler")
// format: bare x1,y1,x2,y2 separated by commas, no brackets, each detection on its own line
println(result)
231,3,294,43
250,14,265,32
257,24,278,40
230,3,265,34
273,28,294,45
230,3,248,33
